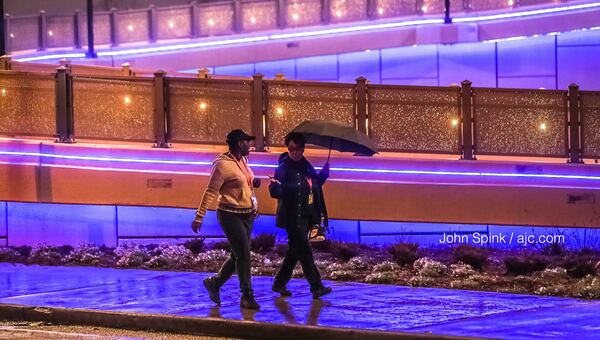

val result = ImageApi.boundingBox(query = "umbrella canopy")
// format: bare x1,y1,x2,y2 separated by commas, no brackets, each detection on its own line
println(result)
290,120,378,158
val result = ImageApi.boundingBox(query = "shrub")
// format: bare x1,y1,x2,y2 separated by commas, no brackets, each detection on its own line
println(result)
332,242,360,261
63,244,104,265
275,243,288,257
413,257,448,277
388,243,420,267
184,238,206,255
450,262,477,278
328,270,355,280
348,256,372,270
146,244,194,269
561,255,597,278
13,246,32,258
452,245,487,270
28,244,63,265
408,275,437,287
195,249,230,272
251,233,276,254
210,240,231,252
542,242,567,256
539,267,568,280
504,254,549,275
373,261,401,273
311,239,333,253
0,247,21,262
576,275,600,299
365,271,395,284
114,244,150,268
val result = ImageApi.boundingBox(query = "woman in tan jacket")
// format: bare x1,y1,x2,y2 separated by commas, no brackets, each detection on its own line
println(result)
191,129,261,310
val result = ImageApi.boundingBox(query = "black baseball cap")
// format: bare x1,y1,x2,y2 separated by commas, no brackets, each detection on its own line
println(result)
226,129,256,143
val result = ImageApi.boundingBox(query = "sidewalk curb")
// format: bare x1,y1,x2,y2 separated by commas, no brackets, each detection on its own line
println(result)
0,303,476,340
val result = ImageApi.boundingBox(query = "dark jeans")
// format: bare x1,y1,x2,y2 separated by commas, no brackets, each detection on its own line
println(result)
213,210,254,296
274,218,324,292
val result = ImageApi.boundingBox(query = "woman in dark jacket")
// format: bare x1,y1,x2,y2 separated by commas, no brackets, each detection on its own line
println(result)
269,133,332,298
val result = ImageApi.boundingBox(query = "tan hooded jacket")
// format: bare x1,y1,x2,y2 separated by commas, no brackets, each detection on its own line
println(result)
194,152,256,222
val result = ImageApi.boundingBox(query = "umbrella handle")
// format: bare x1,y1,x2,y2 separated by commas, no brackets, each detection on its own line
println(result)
326,137,333,164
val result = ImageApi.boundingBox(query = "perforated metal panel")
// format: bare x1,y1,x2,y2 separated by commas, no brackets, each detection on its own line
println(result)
7,16,38,52
242,1,278,32
473,88,568,157
79,13,112,46
0,72,56,137
266,81,356,146
46,15,75,48
373,0,418,18
117,10,150,44
197,3,235,36
157,7,192,40
168,79,253,144
368,86,461,153
286,0,322,27
330,0,368,23
581,91,600,159
72,76,154,141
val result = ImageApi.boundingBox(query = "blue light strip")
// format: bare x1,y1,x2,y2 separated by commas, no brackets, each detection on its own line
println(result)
12,2,600,62
1,150,599,182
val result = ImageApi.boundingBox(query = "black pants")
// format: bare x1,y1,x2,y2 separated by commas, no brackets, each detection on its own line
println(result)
274,218,323,292
213,210,254,296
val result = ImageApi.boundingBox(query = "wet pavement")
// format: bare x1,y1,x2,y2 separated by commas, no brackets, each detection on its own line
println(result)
1,263,600,339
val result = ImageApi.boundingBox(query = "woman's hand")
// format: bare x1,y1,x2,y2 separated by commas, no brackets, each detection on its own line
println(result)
191,218,202,233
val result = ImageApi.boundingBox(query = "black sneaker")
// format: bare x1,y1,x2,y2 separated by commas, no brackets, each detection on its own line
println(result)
240,295,261,310
203,277,221,305
312,286,332,299
272,284,292,297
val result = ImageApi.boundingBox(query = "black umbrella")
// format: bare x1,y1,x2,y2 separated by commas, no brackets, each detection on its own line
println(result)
290,120,378,162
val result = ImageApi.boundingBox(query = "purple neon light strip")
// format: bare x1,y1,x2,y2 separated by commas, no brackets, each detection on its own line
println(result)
1,160,599,190
1,150,600,182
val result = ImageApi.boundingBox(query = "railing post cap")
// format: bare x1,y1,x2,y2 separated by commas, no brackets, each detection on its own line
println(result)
154,70,167,76
356,76,367,82
274,73,286,80
569,83,579,89
461,80,472,86
253,73,264,79
197,68,210,78
56,65,69,71
39,10,46,14
59,58,71,66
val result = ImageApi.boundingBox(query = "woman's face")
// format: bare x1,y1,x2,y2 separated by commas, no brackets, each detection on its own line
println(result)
287,140,304,162
238,140,252,156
